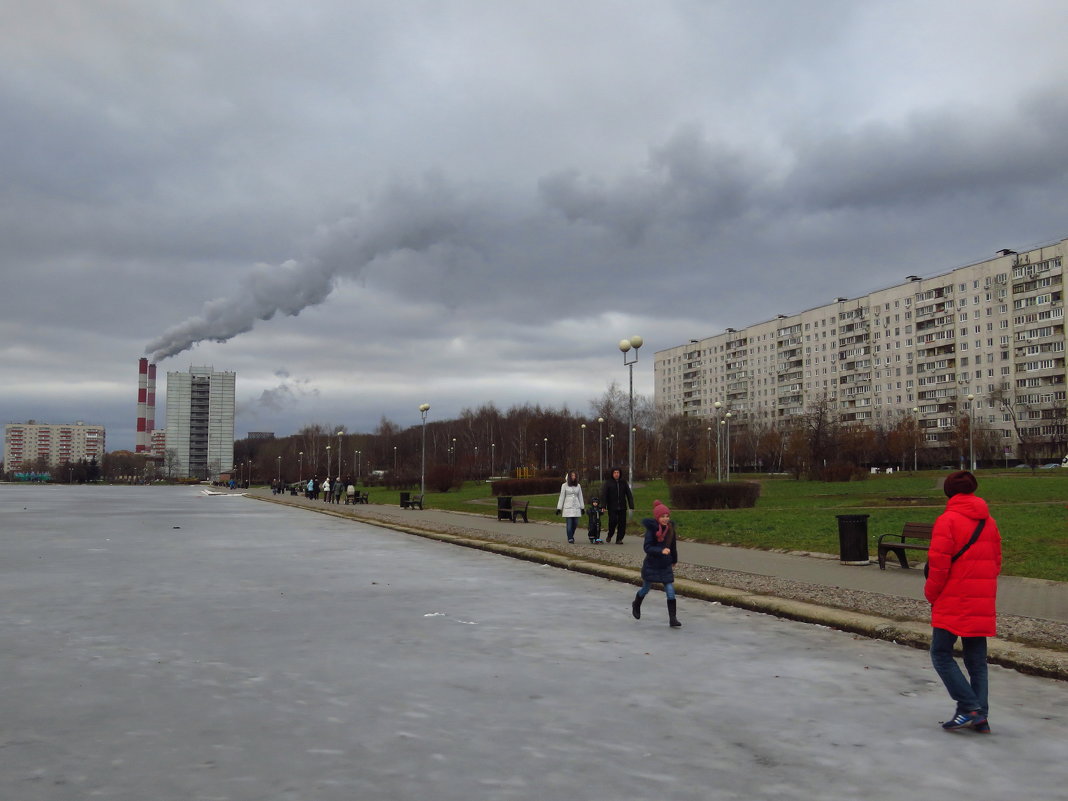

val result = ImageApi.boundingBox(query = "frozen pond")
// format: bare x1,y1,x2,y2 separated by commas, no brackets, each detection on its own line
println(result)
2,485,1066,800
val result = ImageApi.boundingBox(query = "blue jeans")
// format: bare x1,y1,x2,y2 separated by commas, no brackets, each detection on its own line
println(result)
637,580,676,601
565,517,578,540
930,627,989,716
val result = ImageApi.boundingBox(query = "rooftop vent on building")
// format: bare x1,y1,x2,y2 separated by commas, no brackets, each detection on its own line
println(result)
906,275,921,282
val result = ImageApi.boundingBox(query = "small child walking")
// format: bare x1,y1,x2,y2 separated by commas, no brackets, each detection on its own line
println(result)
631,500,682,627
586,498,604,543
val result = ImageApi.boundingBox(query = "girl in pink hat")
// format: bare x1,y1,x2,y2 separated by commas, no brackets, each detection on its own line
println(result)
631,499,681,627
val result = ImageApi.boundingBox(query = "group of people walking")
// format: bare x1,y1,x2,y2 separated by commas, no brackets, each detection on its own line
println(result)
554,466,1003,732
555,467,635,545
303,476,359,504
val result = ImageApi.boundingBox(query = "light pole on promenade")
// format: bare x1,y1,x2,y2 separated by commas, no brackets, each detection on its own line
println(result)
618,335,643,482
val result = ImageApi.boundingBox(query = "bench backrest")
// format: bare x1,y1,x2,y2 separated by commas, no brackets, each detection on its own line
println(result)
901,522,934,540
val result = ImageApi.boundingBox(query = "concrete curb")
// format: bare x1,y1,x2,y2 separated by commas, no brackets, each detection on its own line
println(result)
254,495,1068,681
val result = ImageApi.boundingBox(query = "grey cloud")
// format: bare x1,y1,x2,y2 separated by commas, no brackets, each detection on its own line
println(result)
538,126,762,244
784,88,1068,212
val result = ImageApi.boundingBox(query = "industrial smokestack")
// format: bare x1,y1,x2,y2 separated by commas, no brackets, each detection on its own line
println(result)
136,358,149,452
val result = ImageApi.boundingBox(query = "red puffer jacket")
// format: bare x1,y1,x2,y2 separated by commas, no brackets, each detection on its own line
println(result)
924,493,1002,637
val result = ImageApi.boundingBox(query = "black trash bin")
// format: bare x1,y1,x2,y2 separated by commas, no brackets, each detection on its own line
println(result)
497,496,513,521
835,514,870,565
399,491,410,508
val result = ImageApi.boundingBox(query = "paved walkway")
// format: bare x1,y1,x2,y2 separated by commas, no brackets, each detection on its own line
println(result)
249,489,1068,624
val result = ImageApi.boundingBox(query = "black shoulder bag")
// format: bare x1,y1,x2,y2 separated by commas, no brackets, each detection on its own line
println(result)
924,518,987,578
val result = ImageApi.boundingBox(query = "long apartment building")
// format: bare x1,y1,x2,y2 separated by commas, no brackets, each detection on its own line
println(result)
3,420,106,471
655,238,1067,462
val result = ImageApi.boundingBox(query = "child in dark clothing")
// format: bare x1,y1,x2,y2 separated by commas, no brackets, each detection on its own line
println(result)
586,498,604,543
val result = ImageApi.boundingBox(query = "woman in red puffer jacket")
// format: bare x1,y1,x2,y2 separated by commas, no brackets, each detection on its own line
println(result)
924,470,1002,733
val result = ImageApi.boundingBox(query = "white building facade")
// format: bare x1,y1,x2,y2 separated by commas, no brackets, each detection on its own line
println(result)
3,421,106,471
655,238,1067,465
165,366,236,479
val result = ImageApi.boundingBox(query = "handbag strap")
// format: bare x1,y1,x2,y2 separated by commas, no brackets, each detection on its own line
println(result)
950,518,986,563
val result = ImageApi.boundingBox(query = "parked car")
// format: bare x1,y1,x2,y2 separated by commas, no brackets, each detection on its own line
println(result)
1040,463,1062,469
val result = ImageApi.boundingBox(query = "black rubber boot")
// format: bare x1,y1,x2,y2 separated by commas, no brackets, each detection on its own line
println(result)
632,592,644,619
668,599,682,628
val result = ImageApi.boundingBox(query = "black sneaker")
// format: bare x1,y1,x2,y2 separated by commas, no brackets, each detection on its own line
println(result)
942,711,986,731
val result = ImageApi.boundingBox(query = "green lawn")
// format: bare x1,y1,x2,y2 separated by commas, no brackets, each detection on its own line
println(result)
362,471,1068,582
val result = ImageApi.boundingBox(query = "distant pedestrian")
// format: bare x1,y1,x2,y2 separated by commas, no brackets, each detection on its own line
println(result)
322,477,331,502
555,471,585,544
333,478,343,504
599,467,635,543
631,500,681,628
586,497,604,544
925,470,1001,733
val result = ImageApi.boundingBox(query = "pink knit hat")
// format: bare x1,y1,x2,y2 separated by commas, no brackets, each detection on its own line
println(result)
652,499,671,520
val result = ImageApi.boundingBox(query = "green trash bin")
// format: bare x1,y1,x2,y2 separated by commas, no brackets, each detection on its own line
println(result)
835,514,870,565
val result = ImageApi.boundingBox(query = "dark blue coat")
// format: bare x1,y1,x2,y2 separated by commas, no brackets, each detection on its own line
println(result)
640,518,678,584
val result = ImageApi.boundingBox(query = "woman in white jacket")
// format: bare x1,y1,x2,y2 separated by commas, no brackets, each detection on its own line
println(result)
556,471,585,543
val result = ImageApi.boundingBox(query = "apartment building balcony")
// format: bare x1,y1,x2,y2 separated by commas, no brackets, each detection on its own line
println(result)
915,301,950,319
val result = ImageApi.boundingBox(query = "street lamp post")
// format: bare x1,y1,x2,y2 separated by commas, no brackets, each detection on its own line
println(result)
355,450,361,481
597,417,604,480
543,437,548,471
967,394,976,472
714,401,723,481
618,335,643,482
393,446,397,472
580,424,586,474
724,412,732,481
326,446,331,484
298,451,303,484
491,442,495,477
419,403,430,496
336,431,343,478
276,455,281,484
912,407,920,471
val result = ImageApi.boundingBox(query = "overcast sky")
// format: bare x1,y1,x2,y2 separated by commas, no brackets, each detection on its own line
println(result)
4,1,1068,451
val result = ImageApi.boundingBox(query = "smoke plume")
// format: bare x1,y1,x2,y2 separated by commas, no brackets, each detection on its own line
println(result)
145,176,469,362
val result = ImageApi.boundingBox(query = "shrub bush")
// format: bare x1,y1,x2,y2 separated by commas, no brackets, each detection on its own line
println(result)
669,481,761,509
491,477,562,496
427,464,462,492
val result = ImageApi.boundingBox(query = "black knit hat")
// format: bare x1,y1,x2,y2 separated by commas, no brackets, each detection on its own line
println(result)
943,470,978,497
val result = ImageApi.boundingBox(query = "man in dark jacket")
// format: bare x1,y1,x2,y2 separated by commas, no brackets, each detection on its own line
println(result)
599,467,634,544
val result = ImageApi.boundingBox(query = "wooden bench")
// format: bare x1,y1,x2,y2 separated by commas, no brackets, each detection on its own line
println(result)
509,500,530,523
401,493,424,510
877,522,934,570
496,497,514,521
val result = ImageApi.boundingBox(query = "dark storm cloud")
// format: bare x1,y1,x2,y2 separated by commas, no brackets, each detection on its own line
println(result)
784,89,1068,212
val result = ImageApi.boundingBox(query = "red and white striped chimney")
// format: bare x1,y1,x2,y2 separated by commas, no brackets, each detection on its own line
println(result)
136,358,149,452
